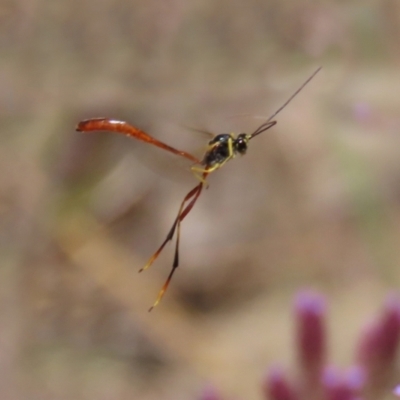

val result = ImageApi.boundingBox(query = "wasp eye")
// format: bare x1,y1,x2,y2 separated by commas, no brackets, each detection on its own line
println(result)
238,141,246,151
235,135,248,154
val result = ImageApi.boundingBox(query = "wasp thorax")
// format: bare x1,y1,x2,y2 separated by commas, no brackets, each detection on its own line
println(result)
202,134,232,167
208,134,231,146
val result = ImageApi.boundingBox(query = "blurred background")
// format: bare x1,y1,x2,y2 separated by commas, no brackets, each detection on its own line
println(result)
1,0,400,399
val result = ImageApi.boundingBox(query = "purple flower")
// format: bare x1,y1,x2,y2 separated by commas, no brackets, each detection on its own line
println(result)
322,366,363,400
203,292,400,400
264,366,299,400
355,294,400,394
262,292,400,400
295,290,326,395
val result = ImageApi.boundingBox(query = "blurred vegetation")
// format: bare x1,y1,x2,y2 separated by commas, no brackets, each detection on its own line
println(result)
1,0,400,399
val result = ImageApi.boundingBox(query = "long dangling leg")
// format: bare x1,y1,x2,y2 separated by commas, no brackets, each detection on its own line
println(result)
147,181,204,311
145,183,203,311
144,172,209,311
171,178,204,269
139,182,203,273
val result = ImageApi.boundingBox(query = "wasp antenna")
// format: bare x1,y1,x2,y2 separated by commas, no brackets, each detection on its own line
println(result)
265,66,322,124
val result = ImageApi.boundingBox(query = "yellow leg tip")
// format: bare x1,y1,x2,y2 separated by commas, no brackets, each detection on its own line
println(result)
138,265,148,273
139,257,155,273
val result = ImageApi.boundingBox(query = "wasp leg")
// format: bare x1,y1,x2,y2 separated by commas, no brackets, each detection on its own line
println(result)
145,174,207,311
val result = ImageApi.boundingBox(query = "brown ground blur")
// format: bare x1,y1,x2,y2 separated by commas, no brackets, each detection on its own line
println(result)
1,1,400,399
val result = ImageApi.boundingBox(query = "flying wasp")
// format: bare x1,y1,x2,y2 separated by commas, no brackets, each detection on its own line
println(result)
76,67,321,311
